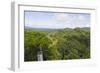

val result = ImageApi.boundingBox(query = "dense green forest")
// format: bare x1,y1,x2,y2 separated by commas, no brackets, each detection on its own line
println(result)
24,27,90,61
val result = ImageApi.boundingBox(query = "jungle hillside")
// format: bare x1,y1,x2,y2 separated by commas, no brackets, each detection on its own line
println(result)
24,26,90,61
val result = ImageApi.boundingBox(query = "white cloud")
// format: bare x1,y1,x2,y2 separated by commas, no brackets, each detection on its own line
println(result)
78,15,85,21
53,13,70,24
25,12,90,29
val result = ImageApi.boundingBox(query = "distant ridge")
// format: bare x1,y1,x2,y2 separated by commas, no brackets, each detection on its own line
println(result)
25,26,90,32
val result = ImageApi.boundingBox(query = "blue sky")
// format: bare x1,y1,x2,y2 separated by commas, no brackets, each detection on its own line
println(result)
24,11,90,29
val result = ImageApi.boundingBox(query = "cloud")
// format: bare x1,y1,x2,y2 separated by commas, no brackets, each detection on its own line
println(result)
53,13,70,24
25,12,90,29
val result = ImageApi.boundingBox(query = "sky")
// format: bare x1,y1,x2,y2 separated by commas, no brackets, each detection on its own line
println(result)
24,11,90,29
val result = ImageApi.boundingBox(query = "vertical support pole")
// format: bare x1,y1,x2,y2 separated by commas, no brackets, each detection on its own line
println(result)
37,46,43,61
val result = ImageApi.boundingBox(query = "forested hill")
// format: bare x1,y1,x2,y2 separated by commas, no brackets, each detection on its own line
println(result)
24,26,90,61
25,26,90,32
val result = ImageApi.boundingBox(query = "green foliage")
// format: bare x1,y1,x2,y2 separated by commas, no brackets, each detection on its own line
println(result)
24,27,90,61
